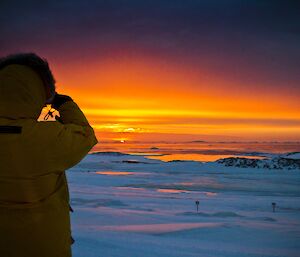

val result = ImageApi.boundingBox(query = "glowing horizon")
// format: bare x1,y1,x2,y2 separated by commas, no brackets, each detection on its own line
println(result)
37,54,300,142
2,1,300,142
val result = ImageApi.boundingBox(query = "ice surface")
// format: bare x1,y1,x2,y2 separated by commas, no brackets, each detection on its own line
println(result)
283,152,300,160
68,152,300,257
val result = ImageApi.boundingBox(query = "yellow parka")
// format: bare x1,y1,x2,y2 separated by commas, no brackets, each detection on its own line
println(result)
0,64,98,257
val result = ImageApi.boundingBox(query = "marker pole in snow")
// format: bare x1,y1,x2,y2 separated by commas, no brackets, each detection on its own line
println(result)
195,200,200,212
272,202,276,212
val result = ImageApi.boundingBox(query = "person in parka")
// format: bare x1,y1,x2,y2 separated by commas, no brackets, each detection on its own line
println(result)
0,53,98,257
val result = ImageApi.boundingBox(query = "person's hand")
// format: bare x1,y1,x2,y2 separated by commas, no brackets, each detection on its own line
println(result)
51,93,73,110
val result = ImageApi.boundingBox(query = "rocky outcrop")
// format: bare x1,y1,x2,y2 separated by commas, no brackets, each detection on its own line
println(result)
217,157,300,170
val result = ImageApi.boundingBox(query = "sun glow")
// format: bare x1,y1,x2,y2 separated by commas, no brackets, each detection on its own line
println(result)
52,55,300,142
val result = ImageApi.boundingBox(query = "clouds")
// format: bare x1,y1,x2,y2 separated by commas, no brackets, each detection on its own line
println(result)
1,1,299,50
1,0,299,79
1,0,300,140
1,0,298,92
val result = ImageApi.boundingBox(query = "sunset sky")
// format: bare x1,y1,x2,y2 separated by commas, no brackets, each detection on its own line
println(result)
1,1,299,142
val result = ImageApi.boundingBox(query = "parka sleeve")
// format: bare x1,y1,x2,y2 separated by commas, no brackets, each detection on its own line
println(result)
48,100,98,171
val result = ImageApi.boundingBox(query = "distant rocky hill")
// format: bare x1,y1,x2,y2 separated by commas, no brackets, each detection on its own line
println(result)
217,156,300,170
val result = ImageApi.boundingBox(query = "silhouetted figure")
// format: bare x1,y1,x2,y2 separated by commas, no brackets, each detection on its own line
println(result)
0,53,98,257
272,202,277,212
195,200,200,212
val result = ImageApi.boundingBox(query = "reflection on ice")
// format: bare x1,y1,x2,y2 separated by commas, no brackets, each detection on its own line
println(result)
91,222,222,234
205,192,218,197
114,186,146,191
147,153,266,162
95,171,135,176
157,188,189,193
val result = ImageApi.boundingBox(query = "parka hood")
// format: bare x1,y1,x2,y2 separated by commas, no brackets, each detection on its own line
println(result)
0,64,47,120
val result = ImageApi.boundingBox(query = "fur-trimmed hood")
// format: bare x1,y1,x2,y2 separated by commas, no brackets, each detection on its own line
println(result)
0,53,56,104
0,64,47,119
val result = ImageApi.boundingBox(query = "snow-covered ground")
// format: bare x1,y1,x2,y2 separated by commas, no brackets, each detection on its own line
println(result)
68,152,300,257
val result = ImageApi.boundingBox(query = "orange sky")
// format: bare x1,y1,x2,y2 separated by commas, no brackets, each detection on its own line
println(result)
39,54,300,142
2,1,300,143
